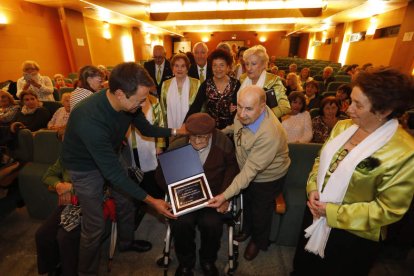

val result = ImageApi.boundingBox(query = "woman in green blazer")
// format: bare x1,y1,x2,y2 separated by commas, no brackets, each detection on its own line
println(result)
160,53,200,129
292,67,414,276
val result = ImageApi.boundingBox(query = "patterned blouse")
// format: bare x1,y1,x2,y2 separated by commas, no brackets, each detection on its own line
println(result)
311,115,347,143
186,77,240,129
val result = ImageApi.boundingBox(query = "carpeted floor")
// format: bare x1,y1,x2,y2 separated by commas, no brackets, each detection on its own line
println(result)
0,206,413,276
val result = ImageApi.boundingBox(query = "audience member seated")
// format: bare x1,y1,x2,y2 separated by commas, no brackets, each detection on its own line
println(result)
282,92,312,143
53,74,73,90
233,46,248,80
48,93,70,131
277,70,287,87
298,67,313,86
35,157,80,276
11,90,50,133
335,84,352,113
0,90,20,126
270,66,278,76
311,96,347,144
361,63,374,72
239,45,290,118
156,113,239,276
97,65,110,89
285,73,303,96
216,41,232,54
304,80,321,110
160,53,200,129
314,66,336,91
289,63,298,74
16,60,55,101
70,65,103,111
186,49,240,129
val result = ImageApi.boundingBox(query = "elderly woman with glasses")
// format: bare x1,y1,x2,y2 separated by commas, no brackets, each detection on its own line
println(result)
239,45,290,119
17,60,55,101
292,67,414,276
156,113,239,276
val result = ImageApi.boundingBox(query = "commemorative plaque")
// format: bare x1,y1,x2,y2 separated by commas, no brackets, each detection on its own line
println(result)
158,144,213,216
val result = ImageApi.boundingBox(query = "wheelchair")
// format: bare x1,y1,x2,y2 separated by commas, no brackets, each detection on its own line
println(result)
156,194,244,275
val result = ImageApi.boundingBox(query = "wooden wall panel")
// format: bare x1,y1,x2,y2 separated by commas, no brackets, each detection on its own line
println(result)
0,0,70,81
346,37,397,67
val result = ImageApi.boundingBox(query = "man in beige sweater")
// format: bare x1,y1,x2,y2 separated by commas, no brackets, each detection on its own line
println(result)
209,85,290,261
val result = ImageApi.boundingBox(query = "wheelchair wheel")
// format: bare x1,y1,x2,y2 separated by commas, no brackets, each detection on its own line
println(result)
156,254,172,268
224,261,238,275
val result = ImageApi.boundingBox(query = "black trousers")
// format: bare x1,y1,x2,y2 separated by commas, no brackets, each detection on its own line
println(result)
292,208,379,276
170,207,224,268
35,205,80,276
243,177,284,249
139,170,165,199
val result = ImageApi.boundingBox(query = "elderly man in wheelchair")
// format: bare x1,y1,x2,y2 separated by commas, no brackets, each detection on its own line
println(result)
156,113,239,276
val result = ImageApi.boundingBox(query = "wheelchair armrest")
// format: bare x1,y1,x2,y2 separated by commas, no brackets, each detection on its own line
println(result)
275,193,286,214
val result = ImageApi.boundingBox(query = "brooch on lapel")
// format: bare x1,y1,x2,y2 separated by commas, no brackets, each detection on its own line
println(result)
356,157,381,171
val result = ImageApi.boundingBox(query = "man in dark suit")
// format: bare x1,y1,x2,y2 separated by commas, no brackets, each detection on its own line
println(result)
144,45,173,97
188,42,212,82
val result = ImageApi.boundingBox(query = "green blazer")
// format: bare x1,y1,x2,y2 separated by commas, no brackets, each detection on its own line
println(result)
160,77,200,127
240,72,290,118
307,119,414,241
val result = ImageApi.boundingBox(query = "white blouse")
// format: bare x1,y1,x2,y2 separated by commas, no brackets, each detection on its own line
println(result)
282,111,313,143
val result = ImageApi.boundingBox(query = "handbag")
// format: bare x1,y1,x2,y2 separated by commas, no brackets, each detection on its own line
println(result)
265,88,278,108
60,204,82,232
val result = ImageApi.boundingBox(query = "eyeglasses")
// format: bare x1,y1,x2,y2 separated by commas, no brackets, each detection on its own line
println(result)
236,127,243,146
189,134,210,141
328,149,349,173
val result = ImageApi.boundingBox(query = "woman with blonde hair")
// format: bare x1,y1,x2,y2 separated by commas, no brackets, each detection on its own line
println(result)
17,60,54,101
285,72,303,96
160,53,200,129
239,45,290,118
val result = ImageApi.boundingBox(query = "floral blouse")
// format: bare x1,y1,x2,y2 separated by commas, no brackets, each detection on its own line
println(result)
187,77,240,129
311,115,347,144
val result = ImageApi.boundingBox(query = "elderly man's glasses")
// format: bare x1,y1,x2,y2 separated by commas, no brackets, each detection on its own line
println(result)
328,149,349,173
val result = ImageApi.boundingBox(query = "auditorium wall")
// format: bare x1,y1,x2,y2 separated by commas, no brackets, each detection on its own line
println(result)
83,17,128,67
180,31,290,57
0,0,70,81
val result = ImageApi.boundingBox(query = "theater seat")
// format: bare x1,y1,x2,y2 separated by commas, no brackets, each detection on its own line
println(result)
18,130,61,219
269,143,322,246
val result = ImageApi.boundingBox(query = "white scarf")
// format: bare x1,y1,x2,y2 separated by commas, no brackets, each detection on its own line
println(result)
134,99,157,172
304,119,398,258
166,77,190,128
239,70,267,91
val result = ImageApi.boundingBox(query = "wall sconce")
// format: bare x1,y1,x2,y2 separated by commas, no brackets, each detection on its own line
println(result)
366,15,378,36
259,36,267,42
102,21,111,39
201,35,209,43
0,13,8,27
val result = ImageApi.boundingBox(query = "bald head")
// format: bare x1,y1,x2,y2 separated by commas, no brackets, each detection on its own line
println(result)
153,45,166,65
237,85,266,125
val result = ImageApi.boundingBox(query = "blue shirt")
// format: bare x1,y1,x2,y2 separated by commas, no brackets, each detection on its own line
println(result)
246,111,265,134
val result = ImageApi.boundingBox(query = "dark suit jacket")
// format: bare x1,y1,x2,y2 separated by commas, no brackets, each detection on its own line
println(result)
188,63,212,81
144,59,173,97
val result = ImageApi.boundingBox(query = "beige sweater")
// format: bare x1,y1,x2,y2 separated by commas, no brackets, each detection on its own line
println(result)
223,106,291,199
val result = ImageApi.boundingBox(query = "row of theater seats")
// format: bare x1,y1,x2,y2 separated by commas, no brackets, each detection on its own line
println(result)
16,127,322,247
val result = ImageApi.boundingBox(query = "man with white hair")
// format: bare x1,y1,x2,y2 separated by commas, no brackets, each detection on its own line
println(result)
144,45,173,97
188,42,212,82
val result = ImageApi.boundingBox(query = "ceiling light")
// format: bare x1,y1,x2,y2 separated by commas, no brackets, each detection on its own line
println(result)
80,0,183,37
149,0,325,13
